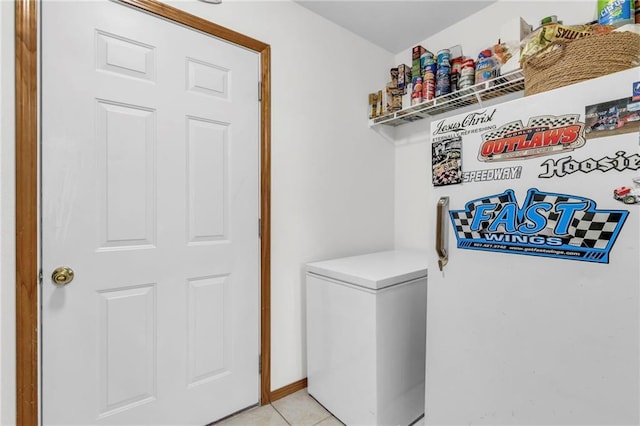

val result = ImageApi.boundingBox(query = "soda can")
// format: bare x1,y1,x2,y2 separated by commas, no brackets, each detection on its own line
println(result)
459,59,476,89
421,55,436,76
422,71,435,101
411,76,423,106
419,50,433,74
451,56,463,75
450,70,459,92
435,66,450,97
436,49,450,67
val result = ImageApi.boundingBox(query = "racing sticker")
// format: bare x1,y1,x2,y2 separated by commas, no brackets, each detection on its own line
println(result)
478,114,585,162
584,97,640,140
463,166,522,183
432,109,497,143
613,178,640,205
432,136,462,186
449,188,628,263
539,151,640,178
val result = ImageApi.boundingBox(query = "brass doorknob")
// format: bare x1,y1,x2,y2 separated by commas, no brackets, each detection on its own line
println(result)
51,267,75,286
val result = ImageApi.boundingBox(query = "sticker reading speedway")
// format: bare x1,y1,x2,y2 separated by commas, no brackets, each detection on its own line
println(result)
450,188,628,263
463,166,522,183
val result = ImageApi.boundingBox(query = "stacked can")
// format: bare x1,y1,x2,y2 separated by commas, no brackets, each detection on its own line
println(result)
451,56,463,75
420,51,436,76
435,49,451,97
436,49,450,67
450,70,459,92
422,70,435,101
420,50,436,101
459,59,476,90
411,77,423,106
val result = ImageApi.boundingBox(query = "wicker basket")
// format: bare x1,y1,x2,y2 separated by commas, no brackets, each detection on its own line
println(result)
522,31,640,96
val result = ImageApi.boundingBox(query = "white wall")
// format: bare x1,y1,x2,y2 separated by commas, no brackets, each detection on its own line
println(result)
0,2,394,419
1,1,17,424
391,1,637,425
394,0,599,250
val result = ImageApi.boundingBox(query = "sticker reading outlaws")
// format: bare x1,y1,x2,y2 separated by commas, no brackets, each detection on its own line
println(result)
539,151,640,178
463,166,522,183
449,188,627,263
478,114,585,162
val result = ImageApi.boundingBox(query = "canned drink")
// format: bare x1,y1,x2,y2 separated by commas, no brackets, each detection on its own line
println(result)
598,0,635,26
437,49,450,67
426,61,437,76
450,70,459,92
451,56,463,75
411,77,423,105
422,71,435,101
421,56,436,76
459,59,476,89
459,77,474,89
435,66,450,97
420,50,434,60
461,59,475,71
420,51,434,74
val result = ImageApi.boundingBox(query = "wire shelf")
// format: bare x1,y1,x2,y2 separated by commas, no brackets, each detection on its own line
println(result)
369,69,525,127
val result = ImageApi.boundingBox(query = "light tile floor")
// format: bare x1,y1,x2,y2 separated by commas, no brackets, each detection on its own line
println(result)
214,389,426,426
214,389,342,426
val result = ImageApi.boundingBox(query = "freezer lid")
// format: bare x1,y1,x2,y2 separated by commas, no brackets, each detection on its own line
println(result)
306,250,428,290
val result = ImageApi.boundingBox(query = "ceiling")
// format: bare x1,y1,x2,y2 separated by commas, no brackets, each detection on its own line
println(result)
295,0,497,54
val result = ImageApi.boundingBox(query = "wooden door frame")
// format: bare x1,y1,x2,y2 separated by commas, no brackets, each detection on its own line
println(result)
15,0,272,423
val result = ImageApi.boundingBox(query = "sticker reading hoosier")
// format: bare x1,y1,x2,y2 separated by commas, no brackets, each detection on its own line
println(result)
539,151,640,178
449,188,628,263
463,166,522,183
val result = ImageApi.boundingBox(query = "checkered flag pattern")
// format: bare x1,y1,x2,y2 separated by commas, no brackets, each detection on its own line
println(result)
527,114,578,128
567,211,626,249
452,189,626,250
450,192,514,239
433,168,461,186
529,191,587,237
482,120,523,142
527,190,624,249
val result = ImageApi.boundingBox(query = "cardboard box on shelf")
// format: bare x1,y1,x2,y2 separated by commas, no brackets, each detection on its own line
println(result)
390,67,399,88
386,82,403,113
368,92,379,119
412,45,427,80
397,64,412,94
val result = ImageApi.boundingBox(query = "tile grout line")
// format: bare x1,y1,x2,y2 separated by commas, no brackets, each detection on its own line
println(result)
270,394,333,426
311,413,332,426
270,403,292,425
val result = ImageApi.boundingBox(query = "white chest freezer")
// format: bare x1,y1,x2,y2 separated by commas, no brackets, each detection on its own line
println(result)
306,250,428,426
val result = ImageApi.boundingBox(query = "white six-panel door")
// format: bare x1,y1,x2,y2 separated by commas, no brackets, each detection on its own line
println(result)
41,1,260,424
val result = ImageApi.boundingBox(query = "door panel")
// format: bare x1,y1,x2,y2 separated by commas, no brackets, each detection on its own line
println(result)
41,2,260,424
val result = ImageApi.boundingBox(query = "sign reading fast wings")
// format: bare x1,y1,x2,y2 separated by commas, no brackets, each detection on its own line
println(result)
450,188,628,263
478,114,585,162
